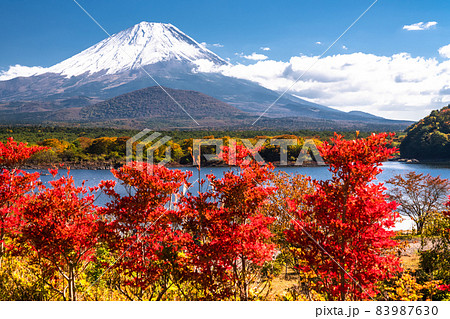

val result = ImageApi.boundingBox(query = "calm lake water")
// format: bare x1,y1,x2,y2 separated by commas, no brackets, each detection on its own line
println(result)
30,161,450,231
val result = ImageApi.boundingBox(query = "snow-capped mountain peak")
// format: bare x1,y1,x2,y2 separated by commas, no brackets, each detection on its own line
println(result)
49,22,228,77
0,22,228,80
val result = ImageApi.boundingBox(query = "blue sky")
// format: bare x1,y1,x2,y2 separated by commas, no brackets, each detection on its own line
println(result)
1,0,450,120
1,0,448,67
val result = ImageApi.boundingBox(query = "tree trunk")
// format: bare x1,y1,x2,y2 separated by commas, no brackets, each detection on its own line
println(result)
339,252,346,301
0,241,3,269
416,221,424,235
241,256,248,301
156,285,169,301
0,227,4,269
68,265,76,301
340,187,349,301
285,261,288,280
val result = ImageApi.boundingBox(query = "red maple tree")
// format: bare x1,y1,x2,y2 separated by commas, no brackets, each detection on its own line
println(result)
0,138,46,268
19,169,99,301
286,133,402,300
98,163,192,300
180,145,276,300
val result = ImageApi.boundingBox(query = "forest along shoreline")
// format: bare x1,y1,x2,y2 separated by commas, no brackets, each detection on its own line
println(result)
21,158,449,170
21,159,325,170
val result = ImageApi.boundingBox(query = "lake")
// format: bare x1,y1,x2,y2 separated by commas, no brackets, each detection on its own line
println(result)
30,161,450,231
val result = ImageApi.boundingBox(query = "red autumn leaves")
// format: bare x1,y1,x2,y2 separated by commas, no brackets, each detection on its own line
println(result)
19,171,99,301
286,133,401,300
1,138,47,266
98,163,192,300
0,133,402,300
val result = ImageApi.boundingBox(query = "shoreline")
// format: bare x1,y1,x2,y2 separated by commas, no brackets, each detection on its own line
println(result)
390,157,450,165
22,160,325,170
21,158,450,171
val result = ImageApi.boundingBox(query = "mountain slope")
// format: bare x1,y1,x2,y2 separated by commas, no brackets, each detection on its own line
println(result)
0,21,412,129
80,86,244,120
0,85,412,131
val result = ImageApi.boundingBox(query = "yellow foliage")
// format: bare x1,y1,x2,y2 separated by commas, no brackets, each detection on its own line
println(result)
0,255,55,300
379,273,442,301
39,138,70,153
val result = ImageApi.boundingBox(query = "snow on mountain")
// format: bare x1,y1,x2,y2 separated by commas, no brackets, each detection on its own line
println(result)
0,22,228,80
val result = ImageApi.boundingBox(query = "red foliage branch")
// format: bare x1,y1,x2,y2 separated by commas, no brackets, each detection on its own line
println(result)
0,138,47,267
19,169,99,300
286,133,402,300
98,162,192,300
179,145,276,300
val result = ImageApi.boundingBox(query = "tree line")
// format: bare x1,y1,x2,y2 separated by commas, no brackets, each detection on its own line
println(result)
0,126,403,166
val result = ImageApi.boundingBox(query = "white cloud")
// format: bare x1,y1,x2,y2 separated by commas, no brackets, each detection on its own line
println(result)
0,64,47,81
403,21,437,31
438,44,450,59
192,59,221,73
200,42,224,48
195,48,450,120
260,47,271,51
342,45,348,50
316,41,322,45
242,52,268,61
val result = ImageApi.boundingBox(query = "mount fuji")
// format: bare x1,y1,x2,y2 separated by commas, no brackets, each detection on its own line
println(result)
0,22,412,130
50,22,228,77
1,22,228,79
